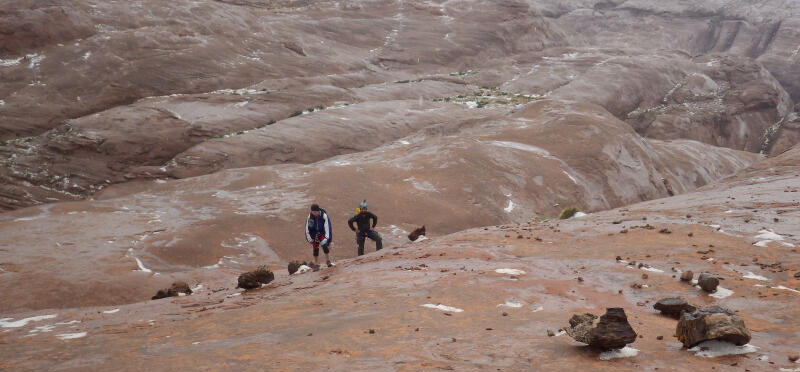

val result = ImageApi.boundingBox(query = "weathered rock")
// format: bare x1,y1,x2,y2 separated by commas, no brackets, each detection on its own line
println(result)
676,306,751,347
288,261,312,275
565,308,637,350
654,297,697,319
237,266,275,290
408,226,426,241
680,270,694,281
152,281,192,300
698,273,720,292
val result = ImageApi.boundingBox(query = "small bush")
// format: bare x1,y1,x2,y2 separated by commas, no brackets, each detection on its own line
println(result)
558,206,580,219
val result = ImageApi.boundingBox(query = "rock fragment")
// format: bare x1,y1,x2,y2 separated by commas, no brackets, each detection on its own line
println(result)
237,265,275,290
152,281,192,300
698,273,720,292
565,308,637,350
676,306,751,347
653,297,696,319
408,226,426,241
680,270,694,282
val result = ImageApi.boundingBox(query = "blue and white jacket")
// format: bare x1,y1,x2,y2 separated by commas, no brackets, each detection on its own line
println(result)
305,208,332,243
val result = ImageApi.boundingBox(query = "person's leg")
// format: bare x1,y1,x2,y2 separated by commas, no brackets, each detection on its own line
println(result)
368,230,383,251
322,242,332,266
356,233,366,256
312,244,320,266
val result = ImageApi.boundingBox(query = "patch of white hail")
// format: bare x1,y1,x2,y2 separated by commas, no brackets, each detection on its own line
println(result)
495,268,526,275
709,286,734,299
689,340,757,357
504,200,515,213
599,346,638,360
0,315,57,328
421,304,463,313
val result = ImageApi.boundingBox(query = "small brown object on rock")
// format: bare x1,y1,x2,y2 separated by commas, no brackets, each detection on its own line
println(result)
788,354,799,362
657,335,664,340
547,329,555,337
680,270,694,282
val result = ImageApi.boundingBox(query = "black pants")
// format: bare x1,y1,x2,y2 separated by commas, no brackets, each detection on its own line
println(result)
312,240,331,257
356,230,382,256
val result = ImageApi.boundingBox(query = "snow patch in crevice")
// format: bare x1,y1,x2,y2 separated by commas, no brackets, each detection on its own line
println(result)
599,346,638,360
573,211,587,218
0,315,57,328
742,272,769,281
774,285,800,294
640,266,664,273
102,309,120,314
689,340,757,357
421,304,463,313
293,265,312,275
504,200,515,213
755,229,783,241
709,286,734,299
532,306,544,312
495,268,526,275
497,301,523,308
56,332,87,340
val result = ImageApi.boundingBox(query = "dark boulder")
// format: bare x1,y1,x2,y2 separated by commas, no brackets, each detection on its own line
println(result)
565,308,637,350
676,306,751,347
152,281,192,300
654,297,696,319
408,226,426,241
697,273,720,292
237,265,275,290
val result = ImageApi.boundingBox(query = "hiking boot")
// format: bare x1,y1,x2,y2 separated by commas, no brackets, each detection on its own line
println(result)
312,264,320,272
326,260,332,267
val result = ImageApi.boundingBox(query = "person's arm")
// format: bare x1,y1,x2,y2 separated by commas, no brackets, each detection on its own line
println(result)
322,212,331,244
370,212,378,228
347,215,357,231
304,216,313,243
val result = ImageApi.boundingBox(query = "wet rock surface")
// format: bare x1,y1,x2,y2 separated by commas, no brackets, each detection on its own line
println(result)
676,306,752,348
654,297,697,319
237,266,274,290
566,308,637,350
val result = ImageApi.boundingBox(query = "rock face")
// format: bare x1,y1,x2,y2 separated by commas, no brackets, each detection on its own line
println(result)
237,266,274,290
566,308,637,350
408,226,426,242
151,281,192,300
654,297,697,319
698,273,720,292
676,306,752,347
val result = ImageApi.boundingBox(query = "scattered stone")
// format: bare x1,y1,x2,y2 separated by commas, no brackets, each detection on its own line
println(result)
547,329,555,337
676,306,751,347
794,272,800,278
654,297,697,319
565,308,637,350
789,354,799,362
368,329,375,334
577,277,584,282
657,335,664,340
680,271,694,282
408,225,426,241
615,256,623,261
620,229,628,233
641,273,648,280
502,312,508,316
237,265,275,290
288,260,312,275
152,281,192,300
698,273,720,292
688,232,693,237
631,283,643,289
659,228,671,234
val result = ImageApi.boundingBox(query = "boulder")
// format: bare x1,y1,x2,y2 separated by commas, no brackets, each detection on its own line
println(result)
680,270,694,282
653,297,696,319
697,273,720,292
676,306,751,347
237,265,275,290
565,308,637,350
408,226,426,241
152,281,192,300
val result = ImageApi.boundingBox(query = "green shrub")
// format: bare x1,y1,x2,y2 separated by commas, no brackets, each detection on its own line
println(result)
558,206,580,219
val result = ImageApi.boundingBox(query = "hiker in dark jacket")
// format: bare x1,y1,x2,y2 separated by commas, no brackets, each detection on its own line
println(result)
347,200,382,256
305,204,333,268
